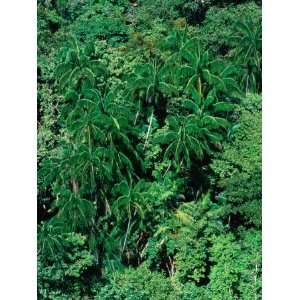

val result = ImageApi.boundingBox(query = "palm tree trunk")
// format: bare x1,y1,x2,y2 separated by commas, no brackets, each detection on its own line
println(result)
143,109,154,149
87,126,96,192
72,178,79,193
198,76,202,97
134,100,141,126
122,217,131,254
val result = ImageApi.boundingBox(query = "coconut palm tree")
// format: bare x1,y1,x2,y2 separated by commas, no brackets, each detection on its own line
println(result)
55,188,96,232
129,60,178,147
55,36,106,92
231,19,262,93
111,179,150,254
130,60,178,104
38,220,64,261
154,89,231,170
179,38,241,99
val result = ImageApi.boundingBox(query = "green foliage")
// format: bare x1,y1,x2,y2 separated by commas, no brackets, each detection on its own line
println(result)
197,2,261,56
232,18,262,92
55,36,106,92
135,0,182,25
100,46,142,90
154,113,225,170
94,264,176,300
153,85,233,170
111,179,149,228
211,94,262,227
207,230,262,300
56,0,94,21
103,175,184,268
136,0,204,25
69,1,128,45
37,85,61,163
130,61,177,104
38,232,95,299
55,188,96,232
179,37,241,98
37,4,64,55
173,234,207,283
38,221,64,261
38,0,261,298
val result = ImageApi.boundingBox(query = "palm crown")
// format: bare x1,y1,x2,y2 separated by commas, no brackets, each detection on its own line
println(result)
154,87,233,170
231,19,262,93
55,36,105,92
179,38,241,99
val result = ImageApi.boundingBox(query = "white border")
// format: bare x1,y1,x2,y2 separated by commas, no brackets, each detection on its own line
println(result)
0,0,300,298
263,0,300,299
0,1,37,298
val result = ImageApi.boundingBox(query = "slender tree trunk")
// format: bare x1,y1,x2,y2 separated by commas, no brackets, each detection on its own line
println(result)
87,126,96,195
198,76,202,97
122,218,131,254
72,178,79,193
143,109,154,149
254,262,258,300
134,100,141,126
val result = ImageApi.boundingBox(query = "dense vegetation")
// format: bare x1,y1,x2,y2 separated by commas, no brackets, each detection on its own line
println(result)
37,0,262,298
